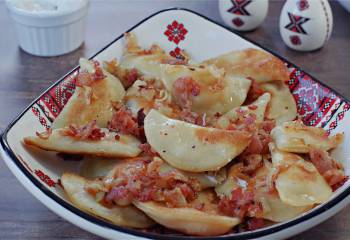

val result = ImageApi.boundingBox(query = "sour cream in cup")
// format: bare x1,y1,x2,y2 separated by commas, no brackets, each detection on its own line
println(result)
6,0,89,57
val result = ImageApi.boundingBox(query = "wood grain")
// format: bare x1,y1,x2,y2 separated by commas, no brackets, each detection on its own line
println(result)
1,1,350,239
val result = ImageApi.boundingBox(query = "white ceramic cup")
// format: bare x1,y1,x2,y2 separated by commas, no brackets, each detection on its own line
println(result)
6,0,89,57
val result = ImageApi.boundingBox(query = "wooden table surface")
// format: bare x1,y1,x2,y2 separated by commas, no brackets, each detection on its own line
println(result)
1,0,350,239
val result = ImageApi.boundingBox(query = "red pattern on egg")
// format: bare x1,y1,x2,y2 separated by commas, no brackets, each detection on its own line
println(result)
232,17,245,27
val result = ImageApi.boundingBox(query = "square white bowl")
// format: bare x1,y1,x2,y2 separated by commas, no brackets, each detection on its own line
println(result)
1,8,350,240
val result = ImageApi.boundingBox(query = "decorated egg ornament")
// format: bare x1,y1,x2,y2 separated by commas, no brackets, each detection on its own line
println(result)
219,0,269,31
280,0,333,51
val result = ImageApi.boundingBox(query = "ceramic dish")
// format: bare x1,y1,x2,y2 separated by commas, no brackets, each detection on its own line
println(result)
1,8,350,240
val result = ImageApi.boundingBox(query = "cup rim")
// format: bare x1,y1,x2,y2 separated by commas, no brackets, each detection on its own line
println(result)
5,0,89,19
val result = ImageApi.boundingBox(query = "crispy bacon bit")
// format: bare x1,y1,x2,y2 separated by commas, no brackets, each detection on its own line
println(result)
108,106,141,137
36,128,52,140
226,110,257,132
61,120,105,141
243,131,271,156
247,218,265,231
248,105,258,110
309,148,347,189
179,109,198,124
103,158,198,208
214,112,222,118
218,188,261,218
331,176,349,191
241,154,263,174
137,108,146,126
114,134,120,141
76,60,106,87
178,183,196,200
161,58,187,65
92,60,106,80
124,68,139,88
139,143,159,157
245,78,264,104
239,120,274,157
178,109,206,126
194,202,205,211
105,185,133,206
172,76,207,126
260,120,276,133
173,76,201,108
246,134,264,155
76,71,93,87
243,114,256,126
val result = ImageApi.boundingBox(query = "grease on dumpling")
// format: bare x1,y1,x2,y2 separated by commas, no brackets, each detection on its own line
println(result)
271,120,344,153
203,48,290,82
144,110,251,172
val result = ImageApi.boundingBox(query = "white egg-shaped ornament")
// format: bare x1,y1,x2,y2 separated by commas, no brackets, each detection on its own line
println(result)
279,0,333,51
218,0,269,31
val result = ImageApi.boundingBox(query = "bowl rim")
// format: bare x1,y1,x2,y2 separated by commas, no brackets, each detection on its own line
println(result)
1,7,350,240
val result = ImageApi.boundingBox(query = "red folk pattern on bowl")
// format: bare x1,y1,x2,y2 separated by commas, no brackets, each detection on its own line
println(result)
18,154,57,188
31,70,78,129
164,20,188,60
287,66,346,129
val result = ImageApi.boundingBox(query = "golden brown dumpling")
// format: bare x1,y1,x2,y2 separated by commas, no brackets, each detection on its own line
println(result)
269,143,332,207
271,120,343,153
144,110,251,172
216,92,271,129
24,128,141,158
134,198,240,236
260,81,297,124
254,162,311,222
203,48,290,82
52,58,125,129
